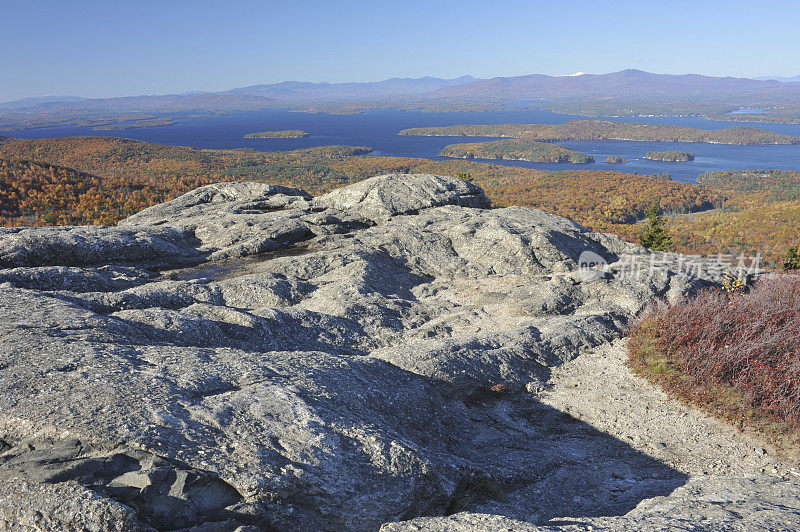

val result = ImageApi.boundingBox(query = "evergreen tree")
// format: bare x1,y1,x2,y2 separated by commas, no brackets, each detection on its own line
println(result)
784,246,800,270
640,205,673,251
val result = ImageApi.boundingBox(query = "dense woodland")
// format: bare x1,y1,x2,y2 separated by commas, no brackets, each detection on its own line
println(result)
439,138,594,163
2,136,798,266
0,157,214,226
93,118,176,130
244,130,310,138
666,170,800,265
0,136,715,227
400,119,800,145
539,97,800,124
645,151,695,162
704,111,800,124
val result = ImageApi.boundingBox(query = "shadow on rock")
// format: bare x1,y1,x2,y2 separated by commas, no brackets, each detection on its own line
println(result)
431,388,689,525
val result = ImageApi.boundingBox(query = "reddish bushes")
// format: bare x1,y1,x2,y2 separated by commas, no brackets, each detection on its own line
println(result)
628,275,800,435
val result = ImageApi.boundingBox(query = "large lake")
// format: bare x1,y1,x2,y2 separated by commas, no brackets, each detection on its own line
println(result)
8,109,800,183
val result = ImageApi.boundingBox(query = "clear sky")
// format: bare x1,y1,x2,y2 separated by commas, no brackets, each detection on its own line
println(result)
2,0,799,101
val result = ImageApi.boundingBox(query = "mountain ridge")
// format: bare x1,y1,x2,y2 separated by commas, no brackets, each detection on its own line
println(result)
755,74,800,83
225,75,480,100
4,70,800,114
427,69,794,99
0,95,89,109
4,70,800,130
0,75,480,112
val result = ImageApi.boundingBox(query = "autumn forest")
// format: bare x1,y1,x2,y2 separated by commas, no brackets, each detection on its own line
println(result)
1,133,797,267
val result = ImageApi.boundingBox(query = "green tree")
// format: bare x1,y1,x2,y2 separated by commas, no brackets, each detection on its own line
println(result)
640,205,673,251
784,246,800,270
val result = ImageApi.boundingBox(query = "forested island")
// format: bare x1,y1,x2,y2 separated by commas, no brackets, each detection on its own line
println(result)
400,119,800,145
93,118,176,131
606,155,628,164
439,138,594,163
245,130,310,138
645,151,695,162
704,111,800,125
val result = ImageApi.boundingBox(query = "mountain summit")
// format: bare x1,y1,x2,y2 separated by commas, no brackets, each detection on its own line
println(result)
428,69,792,99
1,174,795,530
225,75,480,100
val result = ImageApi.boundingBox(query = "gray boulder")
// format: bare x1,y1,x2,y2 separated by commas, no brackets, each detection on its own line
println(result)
0,174,791,531
312,173,490,222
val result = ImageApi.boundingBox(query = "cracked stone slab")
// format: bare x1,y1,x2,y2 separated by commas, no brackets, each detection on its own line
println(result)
0,174,790,531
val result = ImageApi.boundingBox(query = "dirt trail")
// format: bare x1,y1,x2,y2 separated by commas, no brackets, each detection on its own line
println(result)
383,338,800,531
538,338,798,479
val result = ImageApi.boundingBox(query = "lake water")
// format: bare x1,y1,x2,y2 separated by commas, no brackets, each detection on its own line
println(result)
8,109,800,184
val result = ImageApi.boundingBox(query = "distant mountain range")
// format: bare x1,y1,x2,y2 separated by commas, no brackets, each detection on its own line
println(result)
0,95,88,109
225,75,480,100
428,69,794,99
0,76,481,113
754,75,800,83
7,93,280,113
2,70,800,129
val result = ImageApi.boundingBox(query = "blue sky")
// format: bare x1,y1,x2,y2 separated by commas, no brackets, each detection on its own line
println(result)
2,0,799,101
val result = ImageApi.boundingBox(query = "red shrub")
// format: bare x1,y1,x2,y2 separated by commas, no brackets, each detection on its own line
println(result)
628,275,800,429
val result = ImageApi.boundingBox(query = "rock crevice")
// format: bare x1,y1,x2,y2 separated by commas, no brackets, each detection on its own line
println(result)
1,174,795,530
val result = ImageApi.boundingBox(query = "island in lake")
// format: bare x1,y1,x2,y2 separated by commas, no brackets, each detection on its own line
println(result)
440,138,594,163
93,118,175,130
606,155,628,164
245,130,310,138
400,119,800,145
645,151,695,162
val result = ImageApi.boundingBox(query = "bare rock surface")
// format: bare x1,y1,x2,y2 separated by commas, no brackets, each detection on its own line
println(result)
383,340,800,531
381,473,800,530
0,173,797,530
